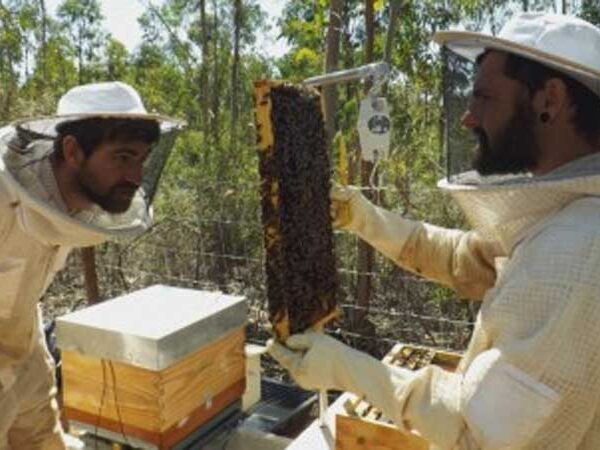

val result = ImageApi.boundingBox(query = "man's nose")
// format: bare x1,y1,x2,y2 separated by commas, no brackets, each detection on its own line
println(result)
461,109,478,129
126,163,143,186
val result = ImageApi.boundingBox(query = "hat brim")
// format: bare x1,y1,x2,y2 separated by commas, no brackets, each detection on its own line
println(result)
434,30,600,97
12,112,186,138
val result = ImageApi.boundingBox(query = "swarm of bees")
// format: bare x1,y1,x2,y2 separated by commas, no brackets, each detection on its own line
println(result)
254,81,338,340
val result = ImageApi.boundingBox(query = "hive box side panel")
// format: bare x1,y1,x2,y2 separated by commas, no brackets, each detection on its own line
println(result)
161,382,246,448
336,415,428,450
160,327,247,431
64,410,162,447
157,300,247,369
62,329,247,447
62,350,161,432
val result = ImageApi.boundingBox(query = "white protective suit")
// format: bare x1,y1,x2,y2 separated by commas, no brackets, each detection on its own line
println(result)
0,125,151,449
271,151,600,450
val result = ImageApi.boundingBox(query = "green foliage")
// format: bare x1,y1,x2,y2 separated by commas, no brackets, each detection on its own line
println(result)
56,0,105,83
7,0,600,348
581,0,600,26
105,38,129,81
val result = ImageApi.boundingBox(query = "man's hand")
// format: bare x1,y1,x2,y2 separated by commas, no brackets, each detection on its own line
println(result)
267,330,413,393
330,185,372,230
267,331,352,391
268,330,418,431
330,184,419,265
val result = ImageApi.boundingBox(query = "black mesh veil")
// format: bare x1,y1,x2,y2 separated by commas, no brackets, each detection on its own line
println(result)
141,127,180,206
10,121,182,209
442,46,477,182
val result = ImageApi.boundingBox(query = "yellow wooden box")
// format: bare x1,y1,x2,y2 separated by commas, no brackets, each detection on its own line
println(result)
56,285,247,449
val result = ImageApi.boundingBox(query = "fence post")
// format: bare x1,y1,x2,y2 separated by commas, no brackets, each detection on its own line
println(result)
81,247,100,304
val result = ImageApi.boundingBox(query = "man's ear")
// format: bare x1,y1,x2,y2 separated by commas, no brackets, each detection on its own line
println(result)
532,78,569,123
61,135,85,168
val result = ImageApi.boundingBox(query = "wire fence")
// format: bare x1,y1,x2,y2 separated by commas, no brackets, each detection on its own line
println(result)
44,178,475,364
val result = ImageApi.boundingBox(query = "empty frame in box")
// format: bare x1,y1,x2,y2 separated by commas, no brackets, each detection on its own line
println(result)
56,285,247,449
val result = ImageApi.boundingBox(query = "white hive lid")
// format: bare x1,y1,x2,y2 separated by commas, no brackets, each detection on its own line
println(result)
56,284,247,370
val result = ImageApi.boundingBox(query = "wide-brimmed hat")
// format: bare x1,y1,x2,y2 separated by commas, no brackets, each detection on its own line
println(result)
14,81,185,137
434,13,600,99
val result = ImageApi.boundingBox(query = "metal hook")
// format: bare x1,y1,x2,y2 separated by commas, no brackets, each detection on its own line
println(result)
303,62,390,88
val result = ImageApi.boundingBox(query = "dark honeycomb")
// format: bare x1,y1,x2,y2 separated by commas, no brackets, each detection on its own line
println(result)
256,83,338,340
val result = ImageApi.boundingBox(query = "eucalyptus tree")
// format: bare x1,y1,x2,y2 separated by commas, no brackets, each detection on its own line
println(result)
0,0,45,120
105,38,129,81
0,0,25,121
580,0,600,26
57,0,105,84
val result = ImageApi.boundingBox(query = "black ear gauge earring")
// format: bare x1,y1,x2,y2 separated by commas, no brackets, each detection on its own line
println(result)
540,112,550,123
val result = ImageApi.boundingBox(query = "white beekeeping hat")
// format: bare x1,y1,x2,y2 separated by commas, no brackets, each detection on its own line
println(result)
435,12,600,98
14,81,184,137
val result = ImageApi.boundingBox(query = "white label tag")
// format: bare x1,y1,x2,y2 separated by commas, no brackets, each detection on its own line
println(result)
358,96,391,162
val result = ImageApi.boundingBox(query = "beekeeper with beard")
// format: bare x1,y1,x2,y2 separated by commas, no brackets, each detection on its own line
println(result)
269,13,600,449
0,81,182,449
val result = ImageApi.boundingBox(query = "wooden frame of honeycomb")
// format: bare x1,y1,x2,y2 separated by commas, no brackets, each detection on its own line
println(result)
254,80,339,341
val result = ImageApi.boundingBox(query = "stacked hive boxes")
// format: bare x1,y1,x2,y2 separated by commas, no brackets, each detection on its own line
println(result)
56,284,246,449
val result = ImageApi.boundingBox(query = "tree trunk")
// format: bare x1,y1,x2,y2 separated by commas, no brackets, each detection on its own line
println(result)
341,2,355,114
210,0,229,289
199,0,209,160
383,1,400,69
195,0,210,284
0,0,14,121
77,26,84,85
39,0,47,82
379,1,400,196
354,0,376,329
81,247,100,304
2,52,15,122
323,0,343,147
211,0,221,153
231,0,242,153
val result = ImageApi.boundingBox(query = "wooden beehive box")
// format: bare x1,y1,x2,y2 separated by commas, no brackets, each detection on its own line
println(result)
335,344,461,450
56,285,247,449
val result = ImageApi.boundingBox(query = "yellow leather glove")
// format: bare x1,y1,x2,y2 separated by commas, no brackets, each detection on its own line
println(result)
267,331,463,445
330,185,418,261
331,185,502,300
267,331,414,422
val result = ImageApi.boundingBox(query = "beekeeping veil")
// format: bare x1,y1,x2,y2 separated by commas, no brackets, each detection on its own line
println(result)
0,82,184,244
433,13,600,252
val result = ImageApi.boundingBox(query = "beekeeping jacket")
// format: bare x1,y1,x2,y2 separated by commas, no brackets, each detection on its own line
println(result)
284,151,600,450
267,11,600,450
0,125,151,448
379,152,600,450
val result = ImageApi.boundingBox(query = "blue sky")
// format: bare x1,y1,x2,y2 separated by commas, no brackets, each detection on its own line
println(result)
44,0,289,57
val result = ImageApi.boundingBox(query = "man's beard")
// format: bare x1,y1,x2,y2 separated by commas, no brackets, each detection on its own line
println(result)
472,101,540,176
76,170,138,214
